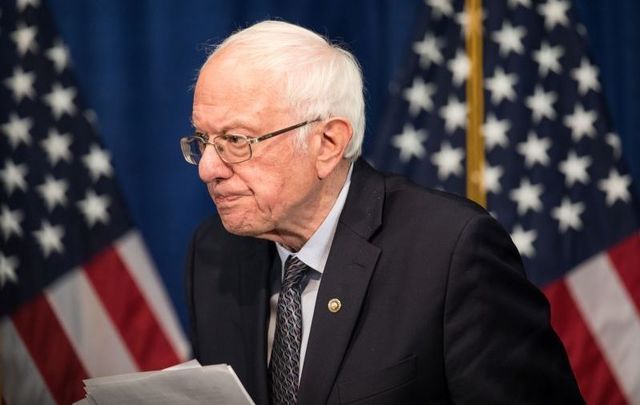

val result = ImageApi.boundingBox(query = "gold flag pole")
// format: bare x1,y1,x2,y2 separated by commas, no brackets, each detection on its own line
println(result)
465,0,486,207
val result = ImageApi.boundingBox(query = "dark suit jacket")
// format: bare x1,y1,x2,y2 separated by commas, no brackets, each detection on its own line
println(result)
185,159,583,404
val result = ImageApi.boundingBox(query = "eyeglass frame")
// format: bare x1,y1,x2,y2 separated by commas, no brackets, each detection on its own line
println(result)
180,119,320,165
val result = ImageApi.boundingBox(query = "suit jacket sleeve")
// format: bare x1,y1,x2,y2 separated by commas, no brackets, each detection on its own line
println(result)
443,214,583,403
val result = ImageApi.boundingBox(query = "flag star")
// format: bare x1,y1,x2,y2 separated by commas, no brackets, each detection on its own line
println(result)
0,205,24,240
508,0,531,8
537,0,570,30
510,225,537,258
40,129,73,165
37,175,69,211
431,142,464,180
84,109,98,125
33,220,65,257
559,151,591,187
492,22,526,56
551,197,585,233
426,0,454,18
571,58,600,95
4,66,36,101
46,40,71,72
43,83,77,119
392,124,428,162
517,132,551,168
413,34,444,68
483,114,510,150
0,253,19,288
598,169,632,206
525,85,557,122
605,133,621,160
510,178,544,215
403,77,435,116
439,96,467,133
77,190,111,227
0,160,28,195
1,113,33,148
82,144,113,181
532,42,564,77
17,0,40,11
484,164,504,194
11,23,38,56
563,104,597,141
485,67,518,104
447,50,469,86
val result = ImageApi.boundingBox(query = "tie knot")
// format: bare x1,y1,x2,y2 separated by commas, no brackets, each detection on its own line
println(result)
282,256,309,290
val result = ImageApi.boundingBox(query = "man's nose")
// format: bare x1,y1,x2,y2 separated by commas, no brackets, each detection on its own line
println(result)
198,144,232,182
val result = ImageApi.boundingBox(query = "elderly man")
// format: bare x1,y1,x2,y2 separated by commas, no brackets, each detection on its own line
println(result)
182,20,583,404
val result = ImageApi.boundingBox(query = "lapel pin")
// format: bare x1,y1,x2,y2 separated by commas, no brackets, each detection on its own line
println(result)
328,298,342,313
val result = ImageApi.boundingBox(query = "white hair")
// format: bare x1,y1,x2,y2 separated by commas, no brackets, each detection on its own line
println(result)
205,20,366,161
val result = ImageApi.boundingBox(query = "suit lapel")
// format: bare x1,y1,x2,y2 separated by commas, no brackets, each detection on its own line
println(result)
297,160,385,403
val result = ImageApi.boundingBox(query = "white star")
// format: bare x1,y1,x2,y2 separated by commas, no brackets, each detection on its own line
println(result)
37,175,69,211
439,96,467,133
448,50,469,86
571,58,600,95
559,151,591,187
606,133,622,160
510,225,537,258
598,169,632,206
403,77,435,116
551,197,585,233
525,85,557,122
492,22,526,56
77,190,111,227
392,124,428,162
532,42,564,77
82,144,113,181
426,0,454,18
510,178,544,215
1,113,33,148
46,40,71,73
0,160,28,195
413,34,444,68
483,114,510,150
485,67,518,104
40,129,73,166
517,132,551,168
33,220,65,257
508,0,531,8
4,67,36,102
484,163,504,194
431,142,464,180
0,253,19,288
11,23,38,56
0,205,24,240
42,83,77,119
563,104,597,142
17,0,40,11
538,0,570,30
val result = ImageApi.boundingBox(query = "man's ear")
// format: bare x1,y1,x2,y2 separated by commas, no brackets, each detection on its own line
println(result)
315,118,353,179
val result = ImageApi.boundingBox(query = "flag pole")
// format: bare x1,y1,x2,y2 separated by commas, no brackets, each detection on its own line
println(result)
465,0,486,207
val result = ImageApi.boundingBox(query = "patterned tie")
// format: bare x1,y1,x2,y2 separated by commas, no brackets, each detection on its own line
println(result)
270,256,310,405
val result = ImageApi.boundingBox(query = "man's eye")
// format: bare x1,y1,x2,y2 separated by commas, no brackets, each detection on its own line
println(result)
224,135,243,144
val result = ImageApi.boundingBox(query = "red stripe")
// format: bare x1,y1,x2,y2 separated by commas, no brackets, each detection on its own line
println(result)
11,294,87,404
544,280,627,405
83,245,180,370
607,232,640,312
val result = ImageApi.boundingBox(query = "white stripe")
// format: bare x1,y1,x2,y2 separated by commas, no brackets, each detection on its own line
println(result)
116,230,190,361
567,253,640,405
1,319,56,405
45,268,138,376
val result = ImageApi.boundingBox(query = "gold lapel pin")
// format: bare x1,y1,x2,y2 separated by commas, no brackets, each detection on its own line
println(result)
328,298,342,313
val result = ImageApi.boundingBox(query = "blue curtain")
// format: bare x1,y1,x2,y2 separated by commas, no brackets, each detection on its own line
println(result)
46,0,640,331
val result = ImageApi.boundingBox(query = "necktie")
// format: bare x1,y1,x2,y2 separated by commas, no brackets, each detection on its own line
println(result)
270,256,309,405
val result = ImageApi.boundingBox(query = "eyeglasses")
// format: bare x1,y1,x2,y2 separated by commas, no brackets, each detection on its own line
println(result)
180,120,319,165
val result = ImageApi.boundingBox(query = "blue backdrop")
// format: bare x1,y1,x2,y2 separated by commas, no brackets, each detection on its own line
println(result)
46,0,640,331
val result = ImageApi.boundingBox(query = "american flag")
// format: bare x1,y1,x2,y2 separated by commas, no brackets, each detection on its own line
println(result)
369,0,640,403
0,2,189,404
